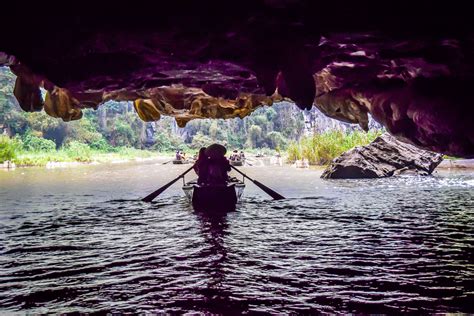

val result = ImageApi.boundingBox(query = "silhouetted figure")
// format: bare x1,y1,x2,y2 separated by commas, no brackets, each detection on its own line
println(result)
239,151,245,160
203,144,231,186
194,147,209,185
207,156,231,185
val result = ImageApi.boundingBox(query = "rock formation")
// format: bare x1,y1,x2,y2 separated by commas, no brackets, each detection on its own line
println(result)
0,1,473,157
321,133,443,179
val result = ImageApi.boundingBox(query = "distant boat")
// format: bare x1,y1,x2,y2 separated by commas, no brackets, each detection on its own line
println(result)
230,159,244,166
173,159,191,164
293,159,309,168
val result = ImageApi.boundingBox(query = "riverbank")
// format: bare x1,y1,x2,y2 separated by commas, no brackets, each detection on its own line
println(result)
1,148,173,168
438,159,474,169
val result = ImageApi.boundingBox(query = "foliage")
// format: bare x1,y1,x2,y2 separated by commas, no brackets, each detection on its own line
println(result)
110,118,137,147
190,132,214,150
24,111,67,146
287,130,383,165
266,131,287,149
66,116,103,145
64,141,92,162
22,134,56,152
89,138,112,151
0,136,21,162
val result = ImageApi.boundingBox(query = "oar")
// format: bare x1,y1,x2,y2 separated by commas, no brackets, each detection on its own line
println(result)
162,160,172,165
230,165,285,200
142,165,194,202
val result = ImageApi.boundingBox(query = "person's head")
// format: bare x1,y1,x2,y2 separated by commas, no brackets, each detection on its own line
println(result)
205,143,227,158
198,147,206,158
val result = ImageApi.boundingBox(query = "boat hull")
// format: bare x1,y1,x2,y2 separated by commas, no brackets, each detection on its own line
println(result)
173,159,189,164
191,184,238,213
230,160,244,166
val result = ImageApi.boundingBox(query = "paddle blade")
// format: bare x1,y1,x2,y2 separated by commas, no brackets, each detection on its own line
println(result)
253,180,285,200
141,181,174,202
142,165,195,202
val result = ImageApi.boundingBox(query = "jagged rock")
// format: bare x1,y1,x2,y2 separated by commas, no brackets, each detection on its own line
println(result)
321,133,443,179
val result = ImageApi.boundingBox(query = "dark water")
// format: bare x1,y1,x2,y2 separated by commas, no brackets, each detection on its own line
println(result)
1,161,473,313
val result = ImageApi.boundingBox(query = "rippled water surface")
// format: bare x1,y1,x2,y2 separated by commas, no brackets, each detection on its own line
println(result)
1,161,473,313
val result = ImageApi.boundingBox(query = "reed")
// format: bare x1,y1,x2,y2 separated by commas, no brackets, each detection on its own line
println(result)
287,130,383,165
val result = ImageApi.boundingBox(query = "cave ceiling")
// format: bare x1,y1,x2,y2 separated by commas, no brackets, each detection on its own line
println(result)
0,0,473,157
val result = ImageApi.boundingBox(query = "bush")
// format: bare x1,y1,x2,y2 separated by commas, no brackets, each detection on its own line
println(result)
0,136,21,163
89,138,112,151
22,135,56,152
64,141,92,162
153,132,173,152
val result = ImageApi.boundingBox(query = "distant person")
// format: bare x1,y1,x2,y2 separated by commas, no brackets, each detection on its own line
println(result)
303,158,309,168
240,151,245,160
175,150,181,161
230,150,239,161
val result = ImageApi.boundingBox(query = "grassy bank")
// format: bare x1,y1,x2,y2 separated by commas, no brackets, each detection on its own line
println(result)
14,147,158,167
1,136,159,167
287,130,383,165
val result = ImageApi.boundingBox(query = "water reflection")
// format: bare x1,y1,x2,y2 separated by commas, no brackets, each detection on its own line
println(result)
193,210,233,312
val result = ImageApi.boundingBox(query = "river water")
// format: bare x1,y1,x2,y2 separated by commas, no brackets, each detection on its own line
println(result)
0,160,473,314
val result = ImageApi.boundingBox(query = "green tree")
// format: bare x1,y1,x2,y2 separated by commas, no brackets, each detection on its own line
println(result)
246,125,262,148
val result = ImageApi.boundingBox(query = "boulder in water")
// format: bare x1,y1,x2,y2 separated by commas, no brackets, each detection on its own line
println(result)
321,133,443,179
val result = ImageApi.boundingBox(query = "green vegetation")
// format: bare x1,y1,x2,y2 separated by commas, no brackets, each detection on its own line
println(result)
287,130,383,165
1,67,384,167
0,136,21,163
0,135,156,166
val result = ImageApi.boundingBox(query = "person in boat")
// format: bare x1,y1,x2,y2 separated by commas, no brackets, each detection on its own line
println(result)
203,143,231,185
194,147,209,185
229,150,239,161
175,150,181,161
239,151,245,161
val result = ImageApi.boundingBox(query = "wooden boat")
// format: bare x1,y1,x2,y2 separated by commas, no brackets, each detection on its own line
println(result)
182,178,245,212
173,159,191,164
230,159,244,166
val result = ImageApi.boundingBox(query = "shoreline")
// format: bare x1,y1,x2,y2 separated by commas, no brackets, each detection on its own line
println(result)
3,152,474,171
437,159,474,169
1,153,174,169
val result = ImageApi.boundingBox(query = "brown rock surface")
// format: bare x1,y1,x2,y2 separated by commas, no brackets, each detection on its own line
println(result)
321,133,443,179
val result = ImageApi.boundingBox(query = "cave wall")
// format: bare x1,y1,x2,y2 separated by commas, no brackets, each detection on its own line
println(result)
0,0,473,157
